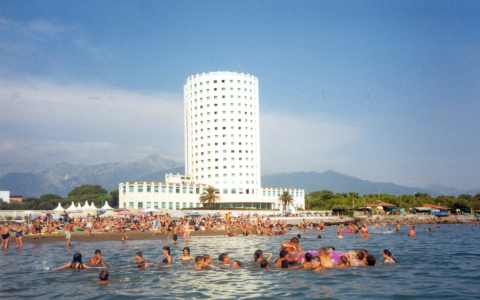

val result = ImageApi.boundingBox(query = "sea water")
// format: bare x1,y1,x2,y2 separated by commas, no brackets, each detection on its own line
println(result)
0,224,479,299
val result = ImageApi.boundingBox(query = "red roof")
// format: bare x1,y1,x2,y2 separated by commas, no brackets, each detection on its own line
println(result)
364,201,396,207
423,203,448,210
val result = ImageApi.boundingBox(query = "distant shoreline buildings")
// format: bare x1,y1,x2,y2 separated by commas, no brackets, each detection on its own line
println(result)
119,72,304,210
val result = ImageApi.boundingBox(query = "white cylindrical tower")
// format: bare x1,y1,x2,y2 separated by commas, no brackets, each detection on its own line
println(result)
184,71,261,204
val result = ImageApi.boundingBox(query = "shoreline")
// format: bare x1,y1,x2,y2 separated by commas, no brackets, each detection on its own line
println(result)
14,216,476,243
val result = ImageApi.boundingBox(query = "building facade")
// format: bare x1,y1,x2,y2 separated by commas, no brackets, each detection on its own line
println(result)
119,71,304,210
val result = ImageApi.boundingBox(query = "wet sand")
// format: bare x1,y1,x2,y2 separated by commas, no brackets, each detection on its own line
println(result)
20,228,242,243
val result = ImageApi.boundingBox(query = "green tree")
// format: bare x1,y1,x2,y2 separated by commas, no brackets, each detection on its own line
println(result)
40,194,63,201
109,189,119,208
68,185,108,197
199,187,220,207
278,191,294,211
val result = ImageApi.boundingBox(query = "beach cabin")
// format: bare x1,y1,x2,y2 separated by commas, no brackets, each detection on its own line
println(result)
364,201,396,215
422,204,449,216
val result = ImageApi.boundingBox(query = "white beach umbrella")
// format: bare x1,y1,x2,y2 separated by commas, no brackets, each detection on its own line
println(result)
66,202,77,212
22,210,36,214
81,202,91,210
100,201,114,210
90,202,98,210
53,203,65,212
168,211,187,219
76,203,83,210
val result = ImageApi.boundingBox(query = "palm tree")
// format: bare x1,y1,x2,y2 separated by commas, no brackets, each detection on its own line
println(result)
278,191,294,211
199,187,220,207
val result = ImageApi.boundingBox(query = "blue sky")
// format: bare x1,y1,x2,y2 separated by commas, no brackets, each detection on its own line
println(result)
0,1,479,190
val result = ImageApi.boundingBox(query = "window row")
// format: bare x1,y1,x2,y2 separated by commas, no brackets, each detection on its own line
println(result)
193,79,255,86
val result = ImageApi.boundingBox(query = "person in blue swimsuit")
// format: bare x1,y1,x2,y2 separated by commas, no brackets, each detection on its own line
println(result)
162,246,172,264
15,223,23,249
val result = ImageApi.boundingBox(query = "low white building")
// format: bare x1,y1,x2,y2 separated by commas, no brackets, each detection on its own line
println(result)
119,173,304,210
0,190,10,203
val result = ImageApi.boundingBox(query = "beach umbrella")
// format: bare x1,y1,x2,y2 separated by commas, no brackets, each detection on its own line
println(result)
82,202,91,210
101,201,114,210
66,202,77,212
168,211,187,219
22,210,36,214
143,208,160,212
30,214,42,220
52,214,61,220
90,202,98,210
117,210,134,215
53,203,65,212
229,213,239,219
212,213,222,218
42,211,54,214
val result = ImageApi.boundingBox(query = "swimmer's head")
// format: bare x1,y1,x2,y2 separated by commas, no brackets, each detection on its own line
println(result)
99,270,109,281
363,223,367,227
411,226,414,230
183,247,190,256
163,246,171,255
231,260,241,268
328,247,335,251
290,237,300,244
254,250,263,261
318,248,328,256
72,253,83,264
260,259,269,269
203,254,211,263
305,253,313,262
318,235,322,238
297,234,301,238
281,260,290,268
279,250,289,258
195,256,204,264
95,249,102,256
218,253,229,263
365,254,376,266
135,252,142,258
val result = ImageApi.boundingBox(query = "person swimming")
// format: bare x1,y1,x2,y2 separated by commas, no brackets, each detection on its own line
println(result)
162,246,172,264
382,249,397,264
254,250,272,264
218,253,230,265
178,247,194,262
280,237,303,254
194,256,205,270
53,253,106,270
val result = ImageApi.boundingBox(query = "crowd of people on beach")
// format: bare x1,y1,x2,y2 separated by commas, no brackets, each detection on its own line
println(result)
1,211,479,250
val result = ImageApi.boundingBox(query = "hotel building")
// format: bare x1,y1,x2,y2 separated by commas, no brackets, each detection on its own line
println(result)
119,72,304,210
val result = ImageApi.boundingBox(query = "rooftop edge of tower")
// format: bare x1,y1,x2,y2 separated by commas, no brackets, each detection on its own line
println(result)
186,71,257,82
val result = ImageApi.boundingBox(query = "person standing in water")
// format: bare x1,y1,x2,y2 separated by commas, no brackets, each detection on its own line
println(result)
360,223,369,237
408,226,416,237
183,221,190,242
34,217,42,240
65,219,74,246
396,222,401,232
1,223,10,249
89,250,105,265
86,214,93,236
15,223,23,249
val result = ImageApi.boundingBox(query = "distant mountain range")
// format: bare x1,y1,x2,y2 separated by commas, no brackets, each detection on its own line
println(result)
0,155,182,197
0,155,478,198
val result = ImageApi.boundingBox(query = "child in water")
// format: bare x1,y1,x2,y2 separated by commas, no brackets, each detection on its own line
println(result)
194,256,205,270
178,247,194,262
218,253,230,265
